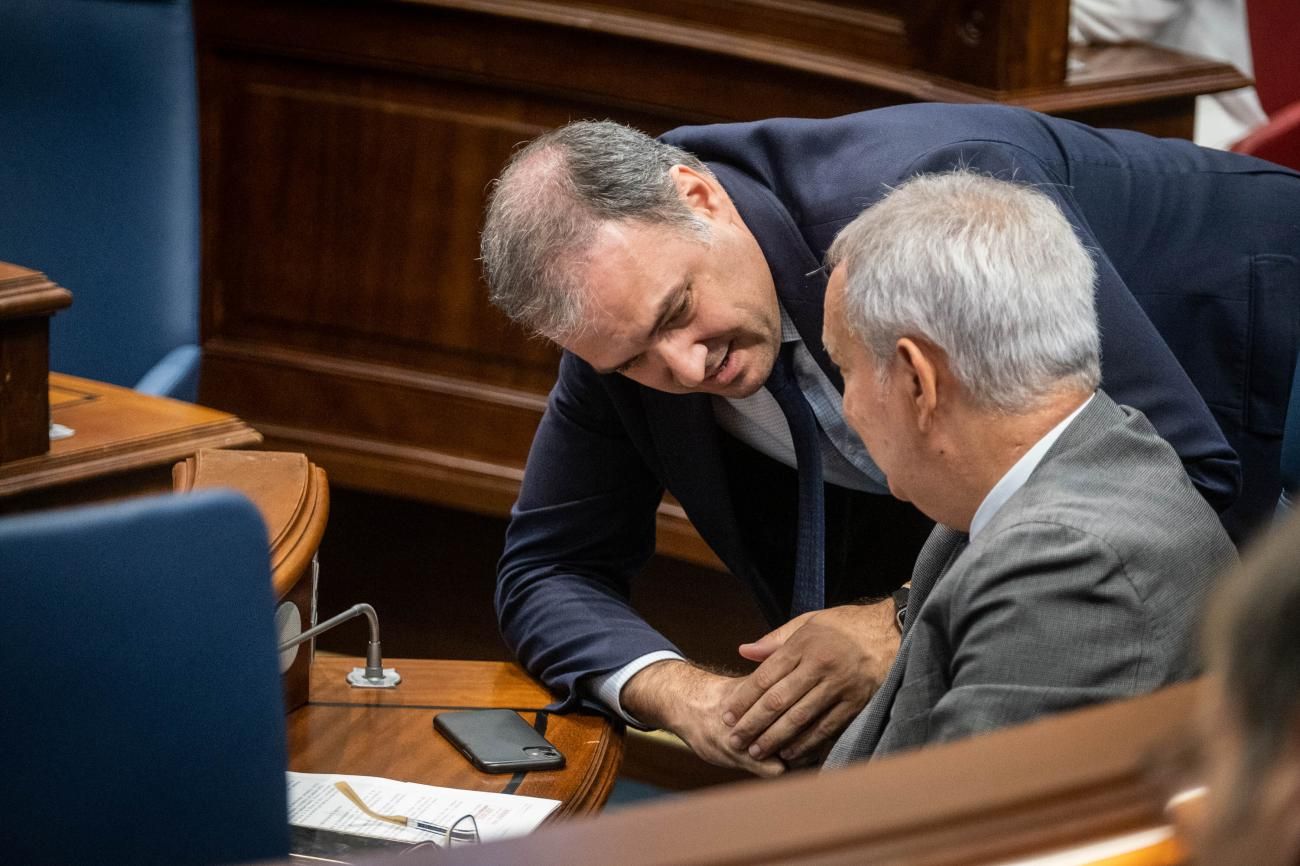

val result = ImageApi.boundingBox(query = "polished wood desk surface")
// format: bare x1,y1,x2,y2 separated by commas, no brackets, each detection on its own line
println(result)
0,373,261,509
289,656,623,816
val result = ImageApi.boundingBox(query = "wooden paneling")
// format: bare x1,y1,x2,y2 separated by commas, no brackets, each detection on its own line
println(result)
428,682,1200,866
195,1,1247,568
592,0,913,70
202,73,561,388
201,344,546,471
0,316,52,463
907,0,1068,91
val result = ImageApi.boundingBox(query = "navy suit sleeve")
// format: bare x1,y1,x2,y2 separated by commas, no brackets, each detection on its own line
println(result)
901,142,1241,512
497,352,681,713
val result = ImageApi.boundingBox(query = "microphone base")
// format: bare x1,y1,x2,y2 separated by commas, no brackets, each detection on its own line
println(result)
346,667,401,689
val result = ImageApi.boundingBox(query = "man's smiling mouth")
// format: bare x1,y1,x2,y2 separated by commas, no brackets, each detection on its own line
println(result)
706,344,732,380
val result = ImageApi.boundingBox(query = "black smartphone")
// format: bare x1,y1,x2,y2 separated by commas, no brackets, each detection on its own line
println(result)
434,709,566,774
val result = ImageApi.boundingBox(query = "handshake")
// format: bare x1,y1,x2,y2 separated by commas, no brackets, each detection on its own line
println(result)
621,599,900,776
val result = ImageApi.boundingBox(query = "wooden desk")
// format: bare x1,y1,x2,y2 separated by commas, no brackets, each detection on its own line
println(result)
288,657,622,817
0,262,70,462
426,683,1198,866
0,373,261,512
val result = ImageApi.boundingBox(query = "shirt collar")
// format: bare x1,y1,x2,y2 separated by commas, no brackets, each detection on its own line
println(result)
968,393,1095,541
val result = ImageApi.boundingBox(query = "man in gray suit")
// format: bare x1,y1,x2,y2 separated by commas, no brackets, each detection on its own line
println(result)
803,171,1239,765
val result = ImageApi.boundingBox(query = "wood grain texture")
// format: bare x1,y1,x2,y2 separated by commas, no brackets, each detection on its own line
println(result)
0,263,72,463
174,448,331,598
906,0,1068,91
0,262,72,321
0,373,262,507
0,317,53,463
290,657,623,816
421,682,1200,865
172,448,332,713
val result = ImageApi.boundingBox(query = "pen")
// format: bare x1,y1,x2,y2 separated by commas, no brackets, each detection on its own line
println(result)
333,780,480,843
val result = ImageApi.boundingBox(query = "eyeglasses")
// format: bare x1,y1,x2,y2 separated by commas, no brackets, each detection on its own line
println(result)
333,780,480,847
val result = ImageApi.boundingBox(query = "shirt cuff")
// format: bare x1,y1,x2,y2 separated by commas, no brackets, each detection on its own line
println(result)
585,650,685,728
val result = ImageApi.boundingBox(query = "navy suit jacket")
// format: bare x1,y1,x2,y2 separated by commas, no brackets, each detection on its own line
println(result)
498,104,1300,713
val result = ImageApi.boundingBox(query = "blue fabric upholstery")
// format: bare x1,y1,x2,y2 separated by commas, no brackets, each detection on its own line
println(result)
0,491,290,865
0,0,201,400
134,344,203,399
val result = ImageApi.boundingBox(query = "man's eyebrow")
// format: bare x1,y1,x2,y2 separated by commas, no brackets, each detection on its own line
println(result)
594,282,687,374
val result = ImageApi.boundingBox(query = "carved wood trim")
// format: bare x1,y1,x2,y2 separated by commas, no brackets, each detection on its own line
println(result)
431,683,1200,866
0,422,260,496
201,338,726,568
205,338,549,414
1012,44,1250,113
195,0,1245,108
0,263,72,321
173,449,332,713
254,421,725,571
173,449,331,599
0,375,262,497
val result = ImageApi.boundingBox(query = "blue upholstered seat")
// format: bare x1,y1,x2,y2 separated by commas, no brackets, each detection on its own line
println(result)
0,491,289,865
0,0,201,400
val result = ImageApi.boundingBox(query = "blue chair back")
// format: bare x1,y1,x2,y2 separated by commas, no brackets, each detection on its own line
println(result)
0,0,201,399
0,491,290,865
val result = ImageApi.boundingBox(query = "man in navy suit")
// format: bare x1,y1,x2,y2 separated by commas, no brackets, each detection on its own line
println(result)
480,105,1300,775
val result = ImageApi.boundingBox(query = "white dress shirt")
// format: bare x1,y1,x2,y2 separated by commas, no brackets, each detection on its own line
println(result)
969,394,1095,541
586,307,888,724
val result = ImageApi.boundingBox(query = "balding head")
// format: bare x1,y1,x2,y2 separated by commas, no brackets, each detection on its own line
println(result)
481,121,711,341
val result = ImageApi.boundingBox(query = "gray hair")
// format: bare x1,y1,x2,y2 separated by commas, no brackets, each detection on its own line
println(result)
1204,509,1300,801
480,120,711,341
826,171,1100,413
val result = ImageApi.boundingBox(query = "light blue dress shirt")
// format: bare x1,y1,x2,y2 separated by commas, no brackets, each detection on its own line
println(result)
586,306,889,724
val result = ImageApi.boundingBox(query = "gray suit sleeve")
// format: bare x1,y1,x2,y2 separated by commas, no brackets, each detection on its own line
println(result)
915,520,1151,744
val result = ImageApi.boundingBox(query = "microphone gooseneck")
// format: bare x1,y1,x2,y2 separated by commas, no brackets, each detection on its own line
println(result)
278,602,401,689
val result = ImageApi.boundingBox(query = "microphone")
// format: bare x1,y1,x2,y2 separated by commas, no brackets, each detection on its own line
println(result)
278,602,401,689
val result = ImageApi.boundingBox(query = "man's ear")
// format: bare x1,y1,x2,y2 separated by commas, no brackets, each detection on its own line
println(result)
670,165,727,220
895,337,940,432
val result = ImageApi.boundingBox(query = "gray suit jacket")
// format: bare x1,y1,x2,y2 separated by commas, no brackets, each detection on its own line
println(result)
825,391,1237,766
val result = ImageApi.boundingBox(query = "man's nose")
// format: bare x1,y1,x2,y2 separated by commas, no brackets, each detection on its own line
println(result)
657,333,708,389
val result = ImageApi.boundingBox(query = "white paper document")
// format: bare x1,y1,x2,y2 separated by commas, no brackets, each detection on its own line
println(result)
287,771,561,846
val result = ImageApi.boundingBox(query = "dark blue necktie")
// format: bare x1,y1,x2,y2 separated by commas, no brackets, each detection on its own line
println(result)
765,342,825,618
